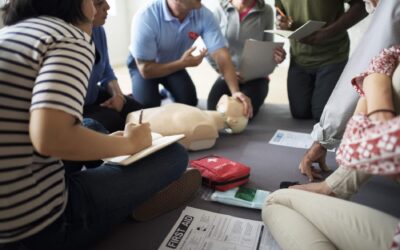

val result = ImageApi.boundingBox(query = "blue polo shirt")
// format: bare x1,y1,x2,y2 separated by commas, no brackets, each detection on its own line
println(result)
129,0,227,63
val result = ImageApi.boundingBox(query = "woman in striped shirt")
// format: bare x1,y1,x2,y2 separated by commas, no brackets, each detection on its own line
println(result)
0,0,194,249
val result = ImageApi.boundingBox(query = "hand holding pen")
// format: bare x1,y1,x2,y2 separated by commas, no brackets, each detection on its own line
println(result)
275,6,293,30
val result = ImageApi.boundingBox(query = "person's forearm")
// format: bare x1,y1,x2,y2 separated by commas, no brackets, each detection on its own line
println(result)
136,59,185,79
213,48,240,94
30,109,139,161
325,0,367,35
363,73,395,120
219,64,240,94
107,80,124,96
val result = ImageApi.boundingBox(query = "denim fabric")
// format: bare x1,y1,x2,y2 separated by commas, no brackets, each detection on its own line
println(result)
83,86,143,133
20,143,188,250
63,118,108,176
85,27,117,106
287,60,347,121
127,55,198,108
207,76,269,117
82,118,109,134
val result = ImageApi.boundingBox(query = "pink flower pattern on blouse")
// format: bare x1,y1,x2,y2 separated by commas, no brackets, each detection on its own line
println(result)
352,45,400,96
336,115,400,175
392,224,400,250
336,45,400,250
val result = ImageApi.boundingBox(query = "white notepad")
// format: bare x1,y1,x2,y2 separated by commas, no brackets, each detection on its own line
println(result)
191,36,207,56
238,39,283,82
105,133,185,166
265,20,326,40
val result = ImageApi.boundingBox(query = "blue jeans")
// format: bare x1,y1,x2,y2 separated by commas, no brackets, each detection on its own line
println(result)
83,86,143,133
127,54,198,108
287,60,347,121
207,76,269,118
19,143,188,250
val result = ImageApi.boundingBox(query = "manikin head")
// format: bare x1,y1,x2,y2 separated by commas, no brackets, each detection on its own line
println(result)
216,95,248,134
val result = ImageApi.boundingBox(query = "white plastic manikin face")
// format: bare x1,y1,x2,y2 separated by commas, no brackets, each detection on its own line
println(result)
216,95,248,134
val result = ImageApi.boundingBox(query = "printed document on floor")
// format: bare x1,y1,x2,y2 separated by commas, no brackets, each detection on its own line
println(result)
158,206,281,250
269,130,335,152
269,129,313,149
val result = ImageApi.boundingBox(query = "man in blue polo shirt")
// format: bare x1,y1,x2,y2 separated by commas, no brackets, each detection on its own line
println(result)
127,0,253,118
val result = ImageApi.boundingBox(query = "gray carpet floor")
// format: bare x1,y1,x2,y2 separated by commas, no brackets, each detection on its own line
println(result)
91,103,400,250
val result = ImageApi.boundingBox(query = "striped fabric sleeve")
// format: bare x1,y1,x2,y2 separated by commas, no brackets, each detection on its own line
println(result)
30,37,95,121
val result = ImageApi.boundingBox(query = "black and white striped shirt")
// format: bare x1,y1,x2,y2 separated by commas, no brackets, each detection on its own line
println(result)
0,16,95,243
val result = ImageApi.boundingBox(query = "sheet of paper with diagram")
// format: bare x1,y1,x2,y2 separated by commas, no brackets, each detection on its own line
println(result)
264,20,326,40
105,133,185,166
269,130,335,152
238,40,284,82
269,130,314,149
159,206,281,250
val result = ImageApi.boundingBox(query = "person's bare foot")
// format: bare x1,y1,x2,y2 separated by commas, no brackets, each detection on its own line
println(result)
289,181,335,196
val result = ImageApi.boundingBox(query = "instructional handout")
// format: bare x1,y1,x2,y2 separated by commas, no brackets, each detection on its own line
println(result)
265,20,326,40
238,40,284,82
191,36,207,56
105,133,185,166
269,130,313,149
269,130,335,151
158,206,281,250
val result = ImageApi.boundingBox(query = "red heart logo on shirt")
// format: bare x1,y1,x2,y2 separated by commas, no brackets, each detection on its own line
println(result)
188,32,199,40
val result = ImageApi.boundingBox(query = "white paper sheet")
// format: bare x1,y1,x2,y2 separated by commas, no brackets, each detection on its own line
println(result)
269,130,314,149
159,207,281,250
265,20,326,40
238,40,283,82
105,133,185,166
191,36,207,56
269,130,335,151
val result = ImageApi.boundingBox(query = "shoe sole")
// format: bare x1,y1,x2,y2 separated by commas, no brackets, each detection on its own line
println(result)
132,168,201,222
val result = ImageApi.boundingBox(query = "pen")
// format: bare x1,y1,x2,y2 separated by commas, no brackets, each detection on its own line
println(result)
139,109,143,124
275,6,286,17
275,6,293,24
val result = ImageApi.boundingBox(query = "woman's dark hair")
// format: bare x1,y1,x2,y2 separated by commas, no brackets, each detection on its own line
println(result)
2,0,88,26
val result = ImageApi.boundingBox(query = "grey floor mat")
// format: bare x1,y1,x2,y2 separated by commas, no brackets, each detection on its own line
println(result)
91,103,400,250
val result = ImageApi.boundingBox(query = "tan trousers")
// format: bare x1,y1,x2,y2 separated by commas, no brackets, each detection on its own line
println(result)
262,189,399,250
326,166,400,199
325,166,371,199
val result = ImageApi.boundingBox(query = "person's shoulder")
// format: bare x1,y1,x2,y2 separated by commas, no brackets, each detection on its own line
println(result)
197,5,216,18
134,0,163,24
92,26,106,36
257,0,273,13
92,26,107,45
17,16,71,33
136,0,162,16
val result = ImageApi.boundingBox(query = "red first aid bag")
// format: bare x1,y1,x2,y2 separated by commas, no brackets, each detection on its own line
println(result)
189,155,250,191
